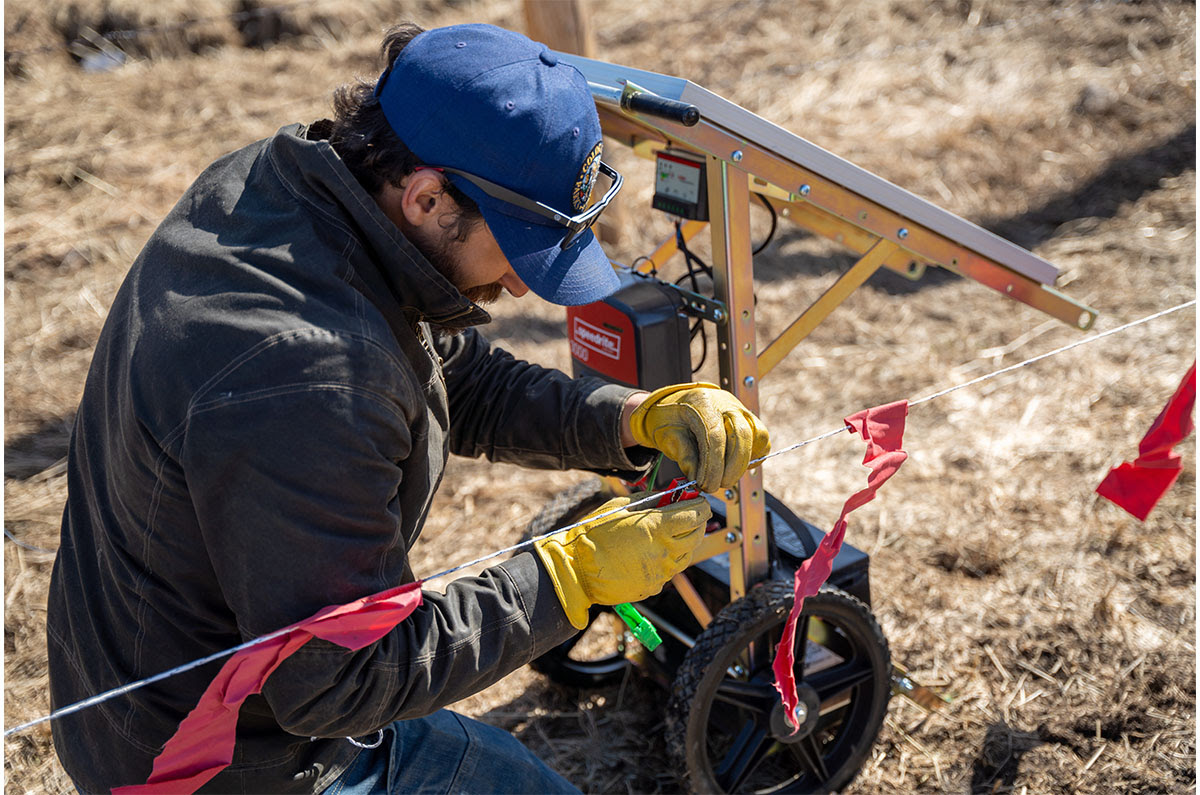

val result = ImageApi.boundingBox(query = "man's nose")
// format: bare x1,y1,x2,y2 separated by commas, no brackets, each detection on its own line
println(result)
500,270,530,297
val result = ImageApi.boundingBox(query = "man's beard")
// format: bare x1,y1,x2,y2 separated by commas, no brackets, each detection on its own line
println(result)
410,225,503,333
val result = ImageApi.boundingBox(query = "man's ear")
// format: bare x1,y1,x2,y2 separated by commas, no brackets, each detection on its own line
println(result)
396,169,452,229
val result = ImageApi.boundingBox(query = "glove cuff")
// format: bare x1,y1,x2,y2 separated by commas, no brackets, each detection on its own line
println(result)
628,381,719,447
532,537,591,630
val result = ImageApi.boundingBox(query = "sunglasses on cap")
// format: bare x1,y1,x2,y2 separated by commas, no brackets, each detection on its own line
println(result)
415,162,623,251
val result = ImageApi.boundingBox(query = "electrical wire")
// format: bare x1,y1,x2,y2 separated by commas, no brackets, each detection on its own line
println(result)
753,192,778,255
672,221,714,373
4,297,1193,740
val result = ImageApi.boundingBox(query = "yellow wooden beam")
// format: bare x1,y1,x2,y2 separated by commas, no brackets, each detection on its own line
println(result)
758,238,899,377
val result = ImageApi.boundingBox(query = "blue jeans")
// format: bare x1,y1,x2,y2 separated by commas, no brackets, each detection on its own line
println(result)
321,710,579,795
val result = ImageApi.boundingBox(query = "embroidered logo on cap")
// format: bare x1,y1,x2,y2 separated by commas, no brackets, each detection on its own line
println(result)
572,142,603,213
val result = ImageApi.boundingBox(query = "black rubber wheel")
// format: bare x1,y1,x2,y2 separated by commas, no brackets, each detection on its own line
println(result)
665,581,890,794
520,479,633,688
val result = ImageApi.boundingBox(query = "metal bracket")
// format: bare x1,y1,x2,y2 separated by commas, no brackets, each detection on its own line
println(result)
666,282,727,323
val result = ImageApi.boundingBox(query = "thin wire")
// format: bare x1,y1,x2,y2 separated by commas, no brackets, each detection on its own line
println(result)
910,299,1196,408
3,625,300,737
3,528,54,555
4,297,1193,738
0,482,700,739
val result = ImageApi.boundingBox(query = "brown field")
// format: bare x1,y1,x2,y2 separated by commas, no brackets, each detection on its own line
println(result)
4,0,1196,792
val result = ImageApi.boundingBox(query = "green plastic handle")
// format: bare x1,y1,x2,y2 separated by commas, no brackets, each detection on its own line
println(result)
613,602,662,651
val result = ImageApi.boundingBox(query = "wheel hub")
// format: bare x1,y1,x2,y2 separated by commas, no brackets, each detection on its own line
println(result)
768,683,821,742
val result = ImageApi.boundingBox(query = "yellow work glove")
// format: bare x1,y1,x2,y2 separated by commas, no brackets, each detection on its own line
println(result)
629,382,771,493
534,494,711,629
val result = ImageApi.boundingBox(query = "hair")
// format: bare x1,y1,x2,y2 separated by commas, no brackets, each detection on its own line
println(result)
328,22,483,242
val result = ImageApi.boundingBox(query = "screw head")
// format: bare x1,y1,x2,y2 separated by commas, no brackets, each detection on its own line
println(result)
724,489,735,500
724,531,737,544
731,150,744,162
712,308,725,322
792,703,808,724
798,184,811,196
898,227,909,239
743,376,756,389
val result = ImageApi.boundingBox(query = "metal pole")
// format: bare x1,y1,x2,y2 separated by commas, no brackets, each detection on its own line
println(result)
706,156,769,602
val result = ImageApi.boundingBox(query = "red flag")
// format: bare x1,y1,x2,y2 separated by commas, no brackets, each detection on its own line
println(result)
1097,362,1196,521
113,582,424,794
772,401,908,730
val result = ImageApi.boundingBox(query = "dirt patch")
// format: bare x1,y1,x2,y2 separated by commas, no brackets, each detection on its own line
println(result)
5,1,1195,793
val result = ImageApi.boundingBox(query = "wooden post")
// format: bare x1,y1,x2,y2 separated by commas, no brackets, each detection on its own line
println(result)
522,0,595,58
523,0,625,246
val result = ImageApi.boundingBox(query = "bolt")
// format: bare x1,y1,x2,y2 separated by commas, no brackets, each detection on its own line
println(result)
732,664,746,677
743,376,756,389
724,531,737,544
898,227,909,239
799,184,811,196
712,308,725,322
793,703,808,725
731,150,744,162
724,489,736,500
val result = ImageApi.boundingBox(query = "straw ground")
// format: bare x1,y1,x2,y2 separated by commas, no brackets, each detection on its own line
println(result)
5,0,1195,792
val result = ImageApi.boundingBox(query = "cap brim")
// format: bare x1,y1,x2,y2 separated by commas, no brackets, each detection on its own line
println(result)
455,180,620,306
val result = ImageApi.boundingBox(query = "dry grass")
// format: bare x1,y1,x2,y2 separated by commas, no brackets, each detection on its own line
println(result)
4,0,1196,792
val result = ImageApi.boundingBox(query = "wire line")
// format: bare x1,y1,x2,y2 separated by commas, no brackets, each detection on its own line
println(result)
4,297,1193,738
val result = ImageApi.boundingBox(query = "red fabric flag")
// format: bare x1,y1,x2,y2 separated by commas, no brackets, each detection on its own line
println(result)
113,582,424,794
1097,362,1196,521
772,401,909,730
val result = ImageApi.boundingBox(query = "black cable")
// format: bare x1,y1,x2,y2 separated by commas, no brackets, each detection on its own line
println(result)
674,220,713,280
690,318,708,374
629,255,655,278
672,221,712,374
753,192,778,255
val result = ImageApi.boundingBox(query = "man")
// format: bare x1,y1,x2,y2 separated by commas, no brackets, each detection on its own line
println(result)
47,22,769,793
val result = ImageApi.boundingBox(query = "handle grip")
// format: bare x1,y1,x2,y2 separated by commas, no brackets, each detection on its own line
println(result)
622,92,701,127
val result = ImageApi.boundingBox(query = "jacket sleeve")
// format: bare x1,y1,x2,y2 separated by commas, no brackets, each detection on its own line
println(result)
435,327,654,477
178,330,577,738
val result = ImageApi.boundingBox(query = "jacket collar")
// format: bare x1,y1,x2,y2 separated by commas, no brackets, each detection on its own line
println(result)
265,123,491,330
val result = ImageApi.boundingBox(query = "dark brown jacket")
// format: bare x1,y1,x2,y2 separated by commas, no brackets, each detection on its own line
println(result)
47,123,645,793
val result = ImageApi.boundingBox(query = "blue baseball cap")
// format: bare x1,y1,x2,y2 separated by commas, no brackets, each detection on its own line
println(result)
373,24,620,306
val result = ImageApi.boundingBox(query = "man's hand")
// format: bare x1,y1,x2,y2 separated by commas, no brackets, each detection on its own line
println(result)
628,383,770,493
534,494,711,629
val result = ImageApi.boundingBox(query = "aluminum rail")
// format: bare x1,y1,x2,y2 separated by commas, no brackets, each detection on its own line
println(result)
569,53,1062,287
